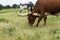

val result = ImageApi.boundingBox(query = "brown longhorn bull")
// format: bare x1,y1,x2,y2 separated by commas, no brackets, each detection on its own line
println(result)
28,0,60,26
18,0,60,27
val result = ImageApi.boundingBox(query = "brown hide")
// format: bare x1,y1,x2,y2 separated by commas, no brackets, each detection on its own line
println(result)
28,0,60,26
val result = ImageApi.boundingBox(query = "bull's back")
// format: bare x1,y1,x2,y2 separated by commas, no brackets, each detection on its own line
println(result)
39,0,60,14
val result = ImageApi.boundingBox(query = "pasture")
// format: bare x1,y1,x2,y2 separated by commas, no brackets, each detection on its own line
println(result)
0,9,60,40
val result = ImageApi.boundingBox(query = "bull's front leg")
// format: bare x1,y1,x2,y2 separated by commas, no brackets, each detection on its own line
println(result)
36,14,45,27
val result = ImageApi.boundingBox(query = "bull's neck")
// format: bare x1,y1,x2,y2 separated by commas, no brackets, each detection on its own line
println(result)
31,1,39,14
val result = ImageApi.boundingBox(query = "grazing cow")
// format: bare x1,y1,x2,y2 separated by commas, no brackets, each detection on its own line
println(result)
27,0,60,27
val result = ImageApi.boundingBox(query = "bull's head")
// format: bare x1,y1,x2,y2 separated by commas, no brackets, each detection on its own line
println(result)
17,13,40,25
28,14,37,25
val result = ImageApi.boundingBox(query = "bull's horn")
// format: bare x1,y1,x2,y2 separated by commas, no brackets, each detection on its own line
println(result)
33,13,40,16
17,13,28,17
28,12,31,14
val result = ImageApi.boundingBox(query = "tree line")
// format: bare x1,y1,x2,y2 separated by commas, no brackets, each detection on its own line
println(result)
0,2,34,10
0,4,18,10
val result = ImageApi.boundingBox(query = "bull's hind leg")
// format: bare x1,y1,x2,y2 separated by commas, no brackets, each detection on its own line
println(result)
43,16,47,26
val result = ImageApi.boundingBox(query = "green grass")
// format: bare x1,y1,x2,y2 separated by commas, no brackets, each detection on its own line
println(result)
0,8,28,14
0,8,18,13
0,9,60,40
0,18,8,23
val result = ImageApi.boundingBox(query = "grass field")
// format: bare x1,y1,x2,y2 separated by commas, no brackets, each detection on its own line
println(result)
0,9,60,40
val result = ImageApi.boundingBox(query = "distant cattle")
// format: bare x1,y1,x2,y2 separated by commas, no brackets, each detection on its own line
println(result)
19,3,34,13
19,4,27,13
19,0,60,27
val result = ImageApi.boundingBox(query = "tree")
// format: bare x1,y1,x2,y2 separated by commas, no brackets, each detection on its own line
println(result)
0,4,4,10
12,4,17,8
5,5,11,9
29,1,34,7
